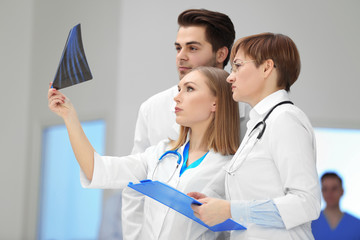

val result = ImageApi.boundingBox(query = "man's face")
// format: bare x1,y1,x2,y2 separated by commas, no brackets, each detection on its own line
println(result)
322,177,344,208
175,26,217,80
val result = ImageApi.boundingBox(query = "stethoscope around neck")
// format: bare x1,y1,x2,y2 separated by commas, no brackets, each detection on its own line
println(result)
151,150,182,183
225,100,294,176
249,100,293,140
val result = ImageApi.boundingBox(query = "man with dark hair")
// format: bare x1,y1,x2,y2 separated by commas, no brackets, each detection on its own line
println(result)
312,172,360,240
119,8,250,239
131,9,247,154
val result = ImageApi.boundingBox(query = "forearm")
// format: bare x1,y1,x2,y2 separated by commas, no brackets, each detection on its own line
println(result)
64,111,95,180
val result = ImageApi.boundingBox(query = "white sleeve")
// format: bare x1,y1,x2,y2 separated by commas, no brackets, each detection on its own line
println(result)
80,151,148,189
270,112,321,229
131,102,150,154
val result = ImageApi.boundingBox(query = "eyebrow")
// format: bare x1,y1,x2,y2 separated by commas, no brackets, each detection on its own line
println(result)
233,58,244,62
178,81,198,88
174,41,203,46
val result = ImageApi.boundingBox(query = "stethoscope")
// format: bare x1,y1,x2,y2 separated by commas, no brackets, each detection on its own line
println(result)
151,150,182,183
225,100,294,176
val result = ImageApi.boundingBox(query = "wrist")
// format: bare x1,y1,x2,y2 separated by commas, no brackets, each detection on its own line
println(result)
223,200,232,219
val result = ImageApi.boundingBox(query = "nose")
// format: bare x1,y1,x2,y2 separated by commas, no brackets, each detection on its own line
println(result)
174,91,181,103
176,48,188,62
226,72,235,83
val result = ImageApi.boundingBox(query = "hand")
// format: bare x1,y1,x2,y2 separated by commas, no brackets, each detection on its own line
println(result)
48,82,75,119
191,197,232,226
187,192,207,200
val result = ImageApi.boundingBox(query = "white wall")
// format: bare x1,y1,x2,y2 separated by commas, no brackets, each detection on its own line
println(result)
0,1,33,239
1,0,120,239
1,0,359,239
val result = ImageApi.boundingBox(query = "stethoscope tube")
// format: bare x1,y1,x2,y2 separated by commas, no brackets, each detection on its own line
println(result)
250,101,293,140
151,150,182,183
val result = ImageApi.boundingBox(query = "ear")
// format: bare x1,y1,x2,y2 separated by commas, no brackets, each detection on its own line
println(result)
263,59,275,79
210,101,217,112
216,46,229,66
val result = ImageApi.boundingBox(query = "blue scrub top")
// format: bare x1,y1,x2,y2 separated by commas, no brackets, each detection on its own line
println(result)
179,142,208,176
312,211,360,240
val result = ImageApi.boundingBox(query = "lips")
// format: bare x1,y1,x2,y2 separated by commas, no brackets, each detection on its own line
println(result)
178,66,191,71
175,107,182,113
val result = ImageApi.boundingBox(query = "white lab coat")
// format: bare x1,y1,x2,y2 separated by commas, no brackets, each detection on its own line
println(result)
122,85,250,240
81,139,231,240
219,90,320,239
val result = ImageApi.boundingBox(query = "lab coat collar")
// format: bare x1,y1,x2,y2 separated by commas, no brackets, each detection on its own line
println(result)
247,90,290,131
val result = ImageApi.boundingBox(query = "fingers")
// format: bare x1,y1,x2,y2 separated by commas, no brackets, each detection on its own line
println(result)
197,198,209,204
187,192,207,200
48,86,67,110
48,96,65,108
48,83,66,101
191,204,200,213
191,204,202,220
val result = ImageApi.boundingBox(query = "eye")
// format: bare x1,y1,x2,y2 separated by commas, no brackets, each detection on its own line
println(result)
187,86,194,92
189,46,198,51
235,63,243,68
175,46,181,52
231,63,242,73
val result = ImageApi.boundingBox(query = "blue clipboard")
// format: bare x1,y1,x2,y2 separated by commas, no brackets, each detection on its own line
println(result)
128,179,246,232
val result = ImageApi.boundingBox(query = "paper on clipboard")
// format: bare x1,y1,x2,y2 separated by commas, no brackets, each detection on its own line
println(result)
127,179,246,232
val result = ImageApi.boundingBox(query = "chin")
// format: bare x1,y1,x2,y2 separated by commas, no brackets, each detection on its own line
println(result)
179,72,186,80
232,95,241,102
176,119,190,128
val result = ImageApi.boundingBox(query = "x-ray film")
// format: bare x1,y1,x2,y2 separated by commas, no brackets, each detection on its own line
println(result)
52,24,93,89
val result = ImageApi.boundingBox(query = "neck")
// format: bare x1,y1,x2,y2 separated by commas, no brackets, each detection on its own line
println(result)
188,117,213,152
249,87,282,107
324,205,343,229
249,69,282,107
188,128,207,152
324,205,342,215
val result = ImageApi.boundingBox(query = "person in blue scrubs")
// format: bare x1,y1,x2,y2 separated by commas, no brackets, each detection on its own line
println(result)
312,172,360,240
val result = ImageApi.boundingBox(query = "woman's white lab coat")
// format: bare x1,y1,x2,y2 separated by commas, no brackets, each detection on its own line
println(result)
222,90,321,239
81,139,231,240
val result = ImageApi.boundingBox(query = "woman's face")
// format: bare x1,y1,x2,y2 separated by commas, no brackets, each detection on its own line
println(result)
226,49,265,106
174,70,216,128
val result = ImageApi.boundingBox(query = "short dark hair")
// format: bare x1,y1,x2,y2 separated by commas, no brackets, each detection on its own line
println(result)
230,33,301,91
178,9,235,68
321,172,343,187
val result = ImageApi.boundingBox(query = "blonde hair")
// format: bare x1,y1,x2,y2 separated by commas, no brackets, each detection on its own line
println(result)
170,66,240,155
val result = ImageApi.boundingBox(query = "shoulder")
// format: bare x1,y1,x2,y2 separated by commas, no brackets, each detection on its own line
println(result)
344,212,360,223
269,103,313,132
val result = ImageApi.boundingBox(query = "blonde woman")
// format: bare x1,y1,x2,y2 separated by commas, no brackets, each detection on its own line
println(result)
48,66,240,240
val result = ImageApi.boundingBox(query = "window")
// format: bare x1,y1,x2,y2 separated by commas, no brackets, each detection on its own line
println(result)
38,120,106,240
315,127,360,218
